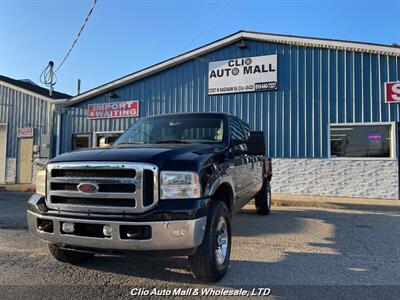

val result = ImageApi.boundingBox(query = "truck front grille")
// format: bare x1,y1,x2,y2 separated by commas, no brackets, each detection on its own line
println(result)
50,183,136,193
51,169,136,178
51,196,136,207
46,162,159,213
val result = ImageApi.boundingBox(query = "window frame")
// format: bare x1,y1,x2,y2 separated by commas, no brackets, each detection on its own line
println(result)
92,130,124,148
72,133,92,151
328,122,397,160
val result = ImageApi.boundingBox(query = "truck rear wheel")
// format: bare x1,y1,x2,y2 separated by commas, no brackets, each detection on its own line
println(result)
188,201,231,282
48,244,94,264
255,179,272,215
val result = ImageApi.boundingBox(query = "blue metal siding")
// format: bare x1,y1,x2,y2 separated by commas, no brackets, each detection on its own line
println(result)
321,50,329,157
389,56,398,121
362,54,371,122
60,39,400,158
0,84,50,158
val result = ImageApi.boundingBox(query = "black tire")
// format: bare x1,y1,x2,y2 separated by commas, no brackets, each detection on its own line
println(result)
255,179,272,215
48,244,94,264
188,201,231,282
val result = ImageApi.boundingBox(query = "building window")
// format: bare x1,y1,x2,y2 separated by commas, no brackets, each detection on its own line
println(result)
95,132,123,147
72,134,91,150
330,125,393,158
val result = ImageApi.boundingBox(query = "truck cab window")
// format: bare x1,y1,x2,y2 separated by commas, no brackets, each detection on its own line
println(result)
229,117,246,141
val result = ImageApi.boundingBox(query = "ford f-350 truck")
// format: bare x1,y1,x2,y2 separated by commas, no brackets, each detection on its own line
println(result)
27,112,272,282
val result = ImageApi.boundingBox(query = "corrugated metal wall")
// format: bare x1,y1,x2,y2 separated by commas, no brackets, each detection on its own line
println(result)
0,84,50,157
60,39,400,158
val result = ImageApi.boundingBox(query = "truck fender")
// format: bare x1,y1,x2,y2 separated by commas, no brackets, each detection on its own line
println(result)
204,175,235,204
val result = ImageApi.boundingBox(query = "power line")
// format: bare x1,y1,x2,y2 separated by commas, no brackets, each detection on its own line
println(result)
183,0,232,51
55,0,97,73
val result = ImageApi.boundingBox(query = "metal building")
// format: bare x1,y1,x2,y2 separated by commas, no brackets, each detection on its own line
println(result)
58,31,400,199
0,75,71,183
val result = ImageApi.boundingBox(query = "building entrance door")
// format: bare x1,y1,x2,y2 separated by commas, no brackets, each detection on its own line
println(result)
18,138,33,183
0,124,7,183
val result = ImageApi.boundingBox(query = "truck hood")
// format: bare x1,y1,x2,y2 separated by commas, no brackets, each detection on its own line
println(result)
50,144,220,171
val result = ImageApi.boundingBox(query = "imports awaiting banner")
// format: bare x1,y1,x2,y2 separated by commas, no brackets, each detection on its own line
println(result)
88,100,139,119
208,54,277,95
17,127,33,138
385,81,400,103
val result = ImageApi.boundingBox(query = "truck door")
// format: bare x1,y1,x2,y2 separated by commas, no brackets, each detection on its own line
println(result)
241,121,264,190
229,117,253,209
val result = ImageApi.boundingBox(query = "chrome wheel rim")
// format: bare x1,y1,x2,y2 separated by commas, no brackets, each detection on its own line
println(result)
215,216,229,266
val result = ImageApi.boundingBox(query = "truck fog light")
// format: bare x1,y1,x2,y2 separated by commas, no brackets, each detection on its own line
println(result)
62,222,75,233
103,225,112,237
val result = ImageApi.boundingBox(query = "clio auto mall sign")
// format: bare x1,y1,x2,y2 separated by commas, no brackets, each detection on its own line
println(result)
88,100,139,119
208,54,277,95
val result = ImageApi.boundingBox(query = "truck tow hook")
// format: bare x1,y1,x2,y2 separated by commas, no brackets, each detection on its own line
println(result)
126,231,141,239
38,222,53,232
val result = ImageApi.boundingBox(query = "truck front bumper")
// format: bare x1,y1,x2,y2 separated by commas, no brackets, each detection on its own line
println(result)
27,194,207,252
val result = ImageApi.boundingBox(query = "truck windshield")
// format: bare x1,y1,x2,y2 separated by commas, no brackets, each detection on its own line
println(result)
115,115,225,145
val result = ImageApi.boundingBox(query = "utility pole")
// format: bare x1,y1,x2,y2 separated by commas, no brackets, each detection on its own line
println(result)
48,61,54,97
77,79,81,95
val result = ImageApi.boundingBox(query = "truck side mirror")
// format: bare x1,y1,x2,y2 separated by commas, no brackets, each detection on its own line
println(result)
246,131,266,155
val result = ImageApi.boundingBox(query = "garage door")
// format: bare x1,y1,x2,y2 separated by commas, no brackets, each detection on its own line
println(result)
17,138,33,183
0,125,6,183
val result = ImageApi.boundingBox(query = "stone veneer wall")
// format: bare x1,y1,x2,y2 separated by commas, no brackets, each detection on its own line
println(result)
32,157,48,183
5,158,16,183
272,158,399,200
5,157,47,184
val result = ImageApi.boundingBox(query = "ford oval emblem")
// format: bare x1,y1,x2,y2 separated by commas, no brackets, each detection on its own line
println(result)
77,182,99,193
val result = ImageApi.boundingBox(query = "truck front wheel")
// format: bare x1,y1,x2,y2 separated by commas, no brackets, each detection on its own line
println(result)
188,201,231,282
48,244,94,264
255,178,272,215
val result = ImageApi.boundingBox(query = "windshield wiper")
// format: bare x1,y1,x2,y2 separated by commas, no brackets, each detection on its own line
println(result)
153,140,191,144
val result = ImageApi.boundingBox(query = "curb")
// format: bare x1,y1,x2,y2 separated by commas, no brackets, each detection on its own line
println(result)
271,194,400,211
0,184,35,193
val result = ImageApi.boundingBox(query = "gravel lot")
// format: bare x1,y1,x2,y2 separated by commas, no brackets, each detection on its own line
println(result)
0,192,399,299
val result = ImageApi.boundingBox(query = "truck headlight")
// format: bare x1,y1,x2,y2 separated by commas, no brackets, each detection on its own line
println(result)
36,170,46,196
160,171,201,199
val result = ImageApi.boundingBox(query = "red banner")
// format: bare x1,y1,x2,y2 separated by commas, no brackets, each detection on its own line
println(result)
17,127,33,138
88,100,139,119
385,81,400,103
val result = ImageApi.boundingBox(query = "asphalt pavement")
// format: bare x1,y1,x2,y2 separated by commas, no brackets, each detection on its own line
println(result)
0,192,399,299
